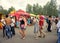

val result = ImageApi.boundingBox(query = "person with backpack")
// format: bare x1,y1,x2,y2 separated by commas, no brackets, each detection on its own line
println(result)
19,16,27,39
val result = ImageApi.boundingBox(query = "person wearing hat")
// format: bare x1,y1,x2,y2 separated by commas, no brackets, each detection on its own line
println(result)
39,15,46,38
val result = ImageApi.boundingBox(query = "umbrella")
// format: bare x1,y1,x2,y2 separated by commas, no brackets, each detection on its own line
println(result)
30,14,36,17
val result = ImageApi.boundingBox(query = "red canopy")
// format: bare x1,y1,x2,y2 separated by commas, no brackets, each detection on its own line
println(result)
17,9,25,13
9,9,30,20
10,9,30,20
15,9,30,18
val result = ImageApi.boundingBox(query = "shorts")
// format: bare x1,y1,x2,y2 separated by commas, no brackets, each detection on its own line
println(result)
20,27,26,30
20,24,26,30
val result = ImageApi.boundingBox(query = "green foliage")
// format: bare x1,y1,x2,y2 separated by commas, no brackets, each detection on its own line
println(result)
2,9,8,15
8,6,15,14
0,6,8,15
58,5,60,16
43,0,58,16
0,6,3,13
26,0,58,16
26,3,43,15
0,6,15,15
26,4,32,13
33,3,43,15
0,0,58,16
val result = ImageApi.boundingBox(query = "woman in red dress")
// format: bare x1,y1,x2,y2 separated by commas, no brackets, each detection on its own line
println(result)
39,15,46,38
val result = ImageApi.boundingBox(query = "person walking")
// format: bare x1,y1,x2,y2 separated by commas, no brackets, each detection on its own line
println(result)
1,17,6,38
19,16,27,39
33,17,39,39
10,16,15,36
57,17,60,43
47,15,52,32
39,15,46,38
5,15,12,39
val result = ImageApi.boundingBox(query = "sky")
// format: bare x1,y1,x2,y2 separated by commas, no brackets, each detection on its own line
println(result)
0,0,60,11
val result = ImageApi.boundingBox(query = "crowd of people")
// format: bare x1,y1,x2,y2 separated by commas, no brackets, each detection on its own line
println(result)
0,15,15,38
0,14,60,42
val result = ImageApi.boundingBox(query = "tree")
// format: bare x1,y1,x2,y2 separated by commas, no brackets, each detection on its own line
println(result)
26,3,43,15
43,2,50,15
8,6,15,14
0,6,3,13
32,3,43,15
58,5,60,17
26,4,32,13
2,9,8,15
26,0,58,16
43,0,58,16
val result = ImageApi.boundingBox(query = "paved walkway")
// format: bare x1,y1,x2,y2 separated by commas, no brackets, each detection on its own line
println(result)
0,22,57,43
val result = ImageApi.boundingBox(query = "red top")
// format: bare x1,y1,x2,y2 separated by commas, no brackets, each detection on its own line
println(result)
39,15,44,26
39,20,44,26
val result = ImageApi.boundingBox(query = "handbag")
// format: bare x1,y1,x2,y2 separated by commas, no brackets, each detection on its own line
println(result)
20,24,25,29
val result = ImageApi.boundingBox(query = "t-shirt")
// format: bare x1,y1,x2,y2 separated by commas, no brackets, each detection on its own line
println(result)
11,19,15,26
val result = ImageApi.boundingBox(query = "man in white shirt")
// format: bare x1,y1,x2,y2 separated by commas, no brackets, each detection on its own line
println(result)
1,17,6,38
10,17,15,36
57,17,60,43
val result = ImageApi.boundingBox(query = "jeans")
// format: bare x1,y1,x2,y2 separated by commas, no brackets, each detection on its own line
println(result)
5,25,12,38
58,32,60,43
11,26,15,35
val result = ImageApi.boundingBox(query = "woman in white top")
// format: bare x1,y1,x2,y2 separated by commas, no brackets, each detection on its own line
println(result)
33,17,39,39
